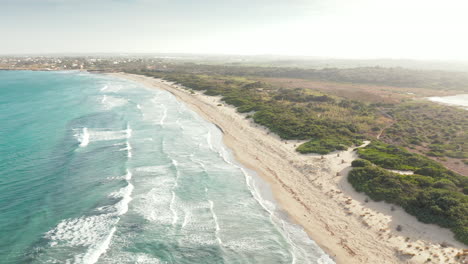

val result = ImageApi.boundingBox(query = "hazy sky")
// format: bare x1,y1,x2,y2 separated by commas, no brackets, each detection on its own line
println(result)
1,0,468,60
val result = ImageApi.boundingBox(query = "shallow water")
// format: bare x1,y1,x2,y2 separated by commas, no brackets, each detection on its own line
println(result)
0,71,333,264
428,94,468,110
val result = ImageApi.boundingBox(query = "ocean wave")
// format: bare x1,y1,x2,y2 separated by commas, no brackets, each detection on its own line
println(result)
208,199,223,245
135,164,171,173
215,140,331,262
74,127,130,147
100,95,128,110
44,214,119,264
160,104,167,125
77,127,90,147
43,167,134,263
133,186,173,224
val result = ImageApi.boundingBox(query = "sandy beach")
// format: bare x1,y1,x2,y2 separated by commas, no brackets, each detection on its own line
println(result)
110,72,467,264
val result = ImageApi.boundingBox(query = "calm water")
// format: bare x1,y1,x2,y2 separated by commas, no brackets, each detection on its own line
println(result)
428,94,468,110
0,71,333,264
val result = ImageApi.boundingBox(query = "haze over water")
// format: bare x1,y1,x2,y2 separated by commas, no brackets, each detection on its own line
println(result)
0,71,333,264
428,94,468,110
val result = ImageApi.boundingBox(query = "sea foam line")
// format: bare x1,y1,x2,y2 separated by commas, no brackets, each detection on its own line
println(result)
75,127,131,147
160,105,168,125
46,168,134,264
206,130,213,151
170,191,178,226
125,123,132,139
80,226,116,264
79,127,90,147
169,159,179,226
214,141,307,262
119,141,132,158
209,200,223,245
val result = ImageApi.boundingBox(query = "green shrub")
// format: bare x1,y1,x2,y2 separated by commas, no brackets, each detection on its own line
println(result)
350,143,468,245
296,137,362,154
351,159,373,167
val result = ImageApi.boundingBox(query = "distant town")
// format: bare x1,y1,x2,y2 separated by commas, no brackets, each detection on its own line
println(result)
0,56,168,71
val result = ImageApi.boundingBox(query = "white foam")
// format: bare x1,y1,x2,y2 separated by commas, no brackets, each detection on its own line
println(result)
127,142,132,158
106,169,132,181
100,85,109,91
132,253,163,264
78,127,90,147
133,187,173,224
101,95,128,110
79,226,116,264
119,141,132,158
75,128,129,147
169,159,179,226
125,124,132,139
169,191,178,226
206,130,213,150
178,234,217,247
222,238,267,252
182,209,190,228
135,164,170,173
160,105,167,125
136,104,142,110
90,130,128,141
208,200,223,245
111,183,134,216
45,167,134,263
213,143,322,262
45,214,118,264
124,169,132,181
317,255,336,264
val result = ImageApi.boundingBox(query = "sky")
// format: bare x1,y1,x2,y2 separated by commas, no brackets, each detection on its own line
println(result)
1,0,468,60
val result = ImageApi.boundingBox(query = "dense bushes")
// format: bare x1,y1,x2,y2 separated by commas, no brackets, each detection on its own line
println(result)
297,136,362,154
350,141,468,245
380,102,467,160
351,159,373,167
357,141,467,186
357,141,440,171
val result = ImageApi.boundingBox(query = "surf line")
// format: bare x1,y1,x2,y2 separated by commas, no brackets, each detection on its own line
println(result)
79,127,90,147
205,188,223,246
169,159,179,226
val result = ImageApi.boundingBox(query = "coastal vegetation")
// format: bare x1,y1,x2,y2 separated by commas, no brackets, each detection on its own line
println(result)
132,71,383,154
379,102,468,160
132,63,468,92
125,65,467,245
349,141,468,244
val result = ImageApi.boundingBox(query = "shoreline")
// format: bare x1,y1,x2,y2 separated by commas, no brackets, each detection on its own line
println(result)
109,72,467,264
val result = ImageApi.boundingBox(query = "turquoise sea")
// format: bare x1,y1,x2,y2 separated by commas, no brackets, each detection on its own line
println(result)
0,71,333,264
